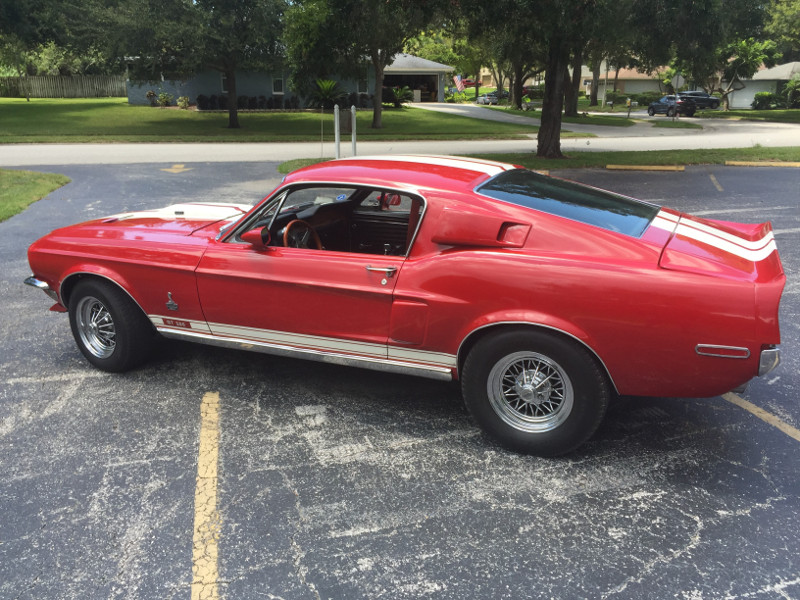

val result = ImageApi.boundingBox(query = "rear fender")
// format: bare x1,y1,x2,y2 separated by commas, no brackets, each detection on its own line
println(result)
456,315,617,393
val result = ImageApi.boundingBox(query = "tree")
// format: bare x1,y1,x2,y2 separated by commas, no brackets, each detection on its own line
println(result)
286,0,446,129
766,0,800,61
193,0,285,129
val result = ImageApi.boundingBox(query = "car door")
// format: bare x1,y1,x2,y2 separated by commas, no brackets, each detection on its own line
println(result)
194,186,411,361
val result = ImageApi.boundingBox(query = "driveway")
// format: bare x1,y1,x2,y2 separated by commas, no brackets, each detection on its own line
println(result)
2,163,798,599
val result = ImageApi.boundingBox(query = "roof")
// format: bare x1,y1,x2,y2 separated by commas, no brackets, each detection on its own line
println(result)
385,54,454,74
285,155,515,193
751,62,800,81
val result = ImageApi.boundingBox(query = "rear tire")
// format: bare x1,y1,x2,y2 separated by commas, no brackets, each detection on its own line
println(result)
68,279,154,372
666,107,676,117
461,330,610,456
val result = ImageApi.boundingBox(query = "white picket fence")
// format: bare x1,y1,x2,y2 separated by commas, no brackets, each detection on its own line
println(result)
0,75,126,98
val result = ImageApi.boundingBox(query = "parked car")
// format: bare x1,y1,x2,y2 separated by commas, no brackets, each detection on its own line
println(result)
25,156,784,456
476,90,509,105
647,95,697,117
678,90,721,109
462,78,476,86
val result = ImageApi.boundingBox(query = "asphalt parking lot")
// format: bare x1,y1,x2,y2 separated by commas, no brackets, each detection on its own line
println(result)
1,162,798,599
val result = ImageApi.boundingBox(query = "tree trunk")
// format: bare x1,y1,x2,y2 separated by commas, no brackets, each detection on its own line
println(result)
589,56,601,106
562,64,576,115
371,53,384,129
537,39,568,159
474,73,480,103
512,62,525,109
613,67,620,92
226,68,240,129
567,50,583,115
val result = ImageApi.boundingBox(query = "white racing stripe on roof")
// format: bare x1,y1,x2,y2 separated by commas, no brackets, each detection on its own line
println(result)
337,155,514,176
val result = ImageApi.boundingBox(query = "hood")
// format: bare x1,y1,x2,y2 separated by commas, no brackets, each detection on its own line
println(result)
97,202,250,235
651,210,784,283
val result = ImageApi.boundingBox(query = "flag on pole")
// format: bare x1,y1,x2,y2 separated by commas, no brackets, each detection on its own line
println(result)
453,75,465,92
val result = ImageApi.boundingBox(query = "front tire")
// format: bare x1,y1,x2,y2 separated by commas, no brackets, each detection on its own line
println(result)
68,279,154,372
461,330,610,456
647,107,655,116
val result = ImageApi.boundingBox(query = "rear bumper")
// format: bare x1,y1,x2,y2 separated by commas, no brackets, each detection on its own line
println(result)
759,347,781,376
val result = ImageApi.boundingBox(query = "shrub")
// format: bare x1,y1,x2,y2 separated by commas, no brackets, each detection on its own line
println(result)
145,90,157,107
177,96,190,109
157,91,173,107
784,74,800,109
309,79,346,109
391,85,414,108
218,95,228,110
208,95,219,110
752,92,776,110
237,95,248,109
258,95,267,109
196,94,210,110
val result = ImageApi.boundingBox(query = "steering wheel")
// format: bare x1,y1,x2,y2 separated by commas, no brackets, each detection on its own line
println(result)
283,219,323,250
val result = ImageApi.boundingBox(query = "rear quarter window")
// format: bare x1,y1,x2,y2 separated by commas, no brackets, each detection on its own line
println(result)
476,169,659,237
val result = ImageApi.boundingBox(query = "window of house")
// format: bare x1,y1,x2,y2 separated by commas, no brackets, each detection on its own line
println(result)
221,74,229,94
273,77,284,95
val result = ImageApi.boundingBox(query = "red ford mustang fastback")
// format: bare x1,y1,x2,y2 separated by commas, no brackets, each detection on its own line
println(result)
25,155,785,456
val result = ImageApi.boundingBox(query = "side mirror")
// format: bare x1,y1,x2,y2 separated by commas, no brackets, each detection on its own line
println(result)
240,227,270,249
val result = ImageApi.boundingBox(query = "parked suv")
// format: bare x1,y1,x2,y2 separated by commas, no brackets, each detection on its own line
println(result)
678,91,720,109
647,95,697,117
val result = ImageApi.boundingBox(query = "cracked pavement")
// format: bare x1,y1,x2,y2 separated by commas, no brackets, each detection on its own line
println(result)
1,161,798,599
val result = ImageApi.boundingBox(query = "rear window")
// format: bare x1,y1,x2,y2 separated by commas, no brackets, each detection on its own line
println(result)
476,169,659,237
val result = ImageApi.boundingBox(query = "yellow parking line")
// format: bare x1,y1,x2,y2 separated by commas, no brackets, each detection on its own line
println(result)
192,392,222,600
723,392,800,443
709,174,724,192
606,165,685,171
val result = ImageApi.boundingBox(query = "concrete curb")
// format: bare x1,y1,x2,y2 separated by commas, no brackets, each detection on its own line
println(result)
606,165,685,171
725,161,800,168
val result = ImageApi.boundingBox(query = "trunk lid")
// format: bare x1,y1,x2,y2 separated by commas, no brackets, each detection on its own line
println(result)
652,210,784,283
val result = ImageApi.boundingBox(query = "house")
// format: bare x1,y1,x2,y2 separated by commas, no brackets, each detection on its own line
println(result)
586,67,666,98
725,62,800,109
126,54,454,107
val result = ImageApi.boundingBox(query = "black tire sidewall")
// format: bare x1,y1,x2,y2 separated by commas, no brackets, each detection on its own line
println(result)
462,330,609,456
68,279,152,372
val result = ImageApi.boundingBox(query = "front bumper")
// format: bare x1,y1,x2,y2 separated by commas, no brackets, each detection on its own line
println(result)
24,276,59,302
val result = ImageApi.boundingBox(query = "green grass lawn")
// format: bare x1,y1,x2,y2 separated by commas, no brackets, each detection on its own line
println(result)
279,146,800,174
0,169,71,222
468,146,800,170
650,119,704,129
695,109,800,124
0,98,538,143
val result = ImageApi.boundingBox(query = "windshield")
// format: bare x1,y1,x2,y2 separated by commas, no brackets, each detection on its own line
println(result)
476,169,659,237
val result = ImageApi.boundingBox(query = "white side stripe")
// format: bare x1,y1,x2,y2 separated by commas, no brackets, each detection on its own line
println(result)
150,317,458,368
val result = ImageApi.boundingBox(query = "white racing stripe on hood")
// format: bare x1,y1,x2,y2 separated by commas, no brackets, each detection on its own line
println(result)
111,202,251,222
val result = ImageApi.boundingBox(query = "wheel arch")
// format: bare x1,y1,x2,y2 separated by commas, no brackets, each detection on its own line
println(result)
456,322,619,394
60,270,148,319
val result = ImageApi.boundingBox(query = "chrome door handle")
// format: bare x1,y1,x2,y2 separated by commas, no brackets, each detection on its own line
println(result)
365,265,397,277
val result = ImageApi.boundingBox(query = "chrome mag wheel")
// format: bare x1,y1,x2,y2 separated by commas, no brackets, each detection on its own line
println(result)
75,295,116,359
487,351,574,433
